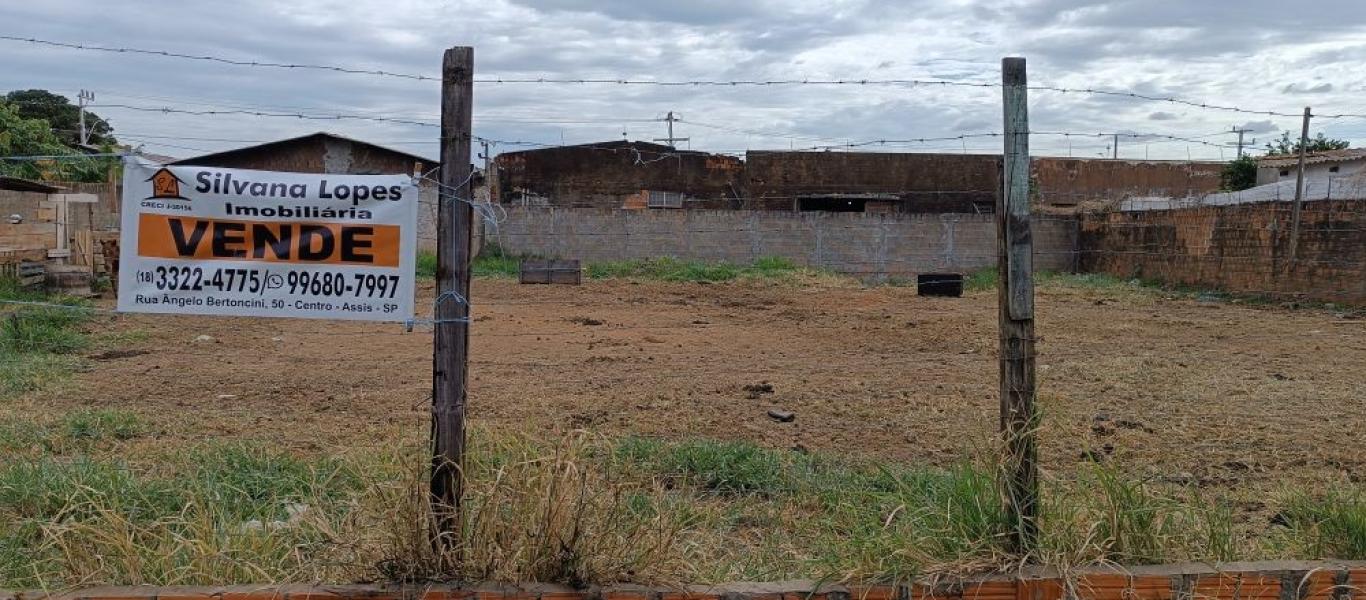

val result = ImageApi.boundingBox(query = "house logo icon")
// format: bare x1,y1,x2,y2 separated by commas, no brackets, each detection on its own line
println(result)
146,167,189,200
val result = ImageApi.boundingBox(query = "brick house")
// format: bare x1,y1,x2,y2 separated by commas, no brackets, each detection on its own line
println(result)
494,141,1223,213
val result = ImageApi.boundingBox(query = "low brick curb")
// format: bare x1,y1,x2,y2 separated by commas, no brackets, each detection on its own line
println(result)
4,561,1363,600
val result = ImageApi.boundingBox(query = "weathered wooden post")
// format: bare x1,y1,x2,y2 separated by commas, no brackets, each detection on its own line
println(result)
998,56,1039,553
431,45,474,559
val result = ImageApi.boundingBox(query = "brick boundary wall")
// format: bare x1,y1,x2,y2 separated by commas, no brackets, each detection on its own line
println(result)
489,208,1078,279
6,561,1363,600
1078,200,1366,304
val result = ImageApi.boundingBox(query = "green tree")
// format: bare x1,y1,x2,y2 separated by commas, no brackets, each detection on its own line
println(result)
1263,131,1349,157
4,89,116,146
1219,155,1258,191
0,101,114,182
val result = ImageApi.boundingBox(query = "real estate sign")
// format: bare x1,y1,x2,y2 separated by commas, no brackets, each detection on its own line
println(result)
117,158,417,321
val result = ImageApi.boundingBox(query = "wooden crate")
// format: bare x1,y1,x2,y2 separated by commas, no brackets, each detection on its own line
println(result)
0,248,16,280
519,259,582,285
16,262,45,289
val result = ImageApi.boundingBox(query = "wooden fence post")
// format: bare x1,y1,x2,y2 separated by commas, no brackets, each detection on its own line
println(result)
431,45,474,559
999,56,1039,553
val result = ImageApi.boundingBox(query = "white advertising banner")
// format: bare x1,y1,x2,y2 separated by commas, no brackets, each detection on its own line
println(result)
117,157,417,321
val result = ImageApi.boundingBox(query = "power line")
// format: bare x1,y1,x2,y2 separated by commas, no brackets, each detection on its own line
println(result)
120,137,214,154
83,102,440,128
84,101,1236,150
20,101,1237,161
791,131,1232,152
1034,131,1232,149
0,153,124,161
46,87,611,125
13,95,658,129
59,129,448,146
679,118,854,144
61,131,272,144
7,35,1366,119
78,86,666,125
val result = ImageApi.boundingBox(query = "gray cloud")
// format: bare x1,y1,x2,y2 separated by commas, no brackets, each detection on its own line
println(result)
1238,120,1280,134
1,0,1364,162
1282,82,1334,94
506,0,768,25
1017,0,1365,31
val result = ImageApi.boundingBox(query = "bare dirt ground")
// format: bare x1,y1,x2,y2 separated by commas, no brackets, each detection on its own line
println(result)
22,276,1366,507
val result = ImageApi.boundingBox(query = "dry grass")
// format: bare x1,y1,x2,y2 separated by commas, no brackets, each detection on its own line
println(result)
0,428,690,588
0,415,1363,590
360,432,689,585
3,274,1365,588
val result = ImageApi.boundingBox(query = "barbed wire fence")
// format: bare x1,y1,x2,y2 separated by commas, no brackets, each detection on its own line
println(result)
0,38,1361,337
1,40,1365,562
1,34,1361,331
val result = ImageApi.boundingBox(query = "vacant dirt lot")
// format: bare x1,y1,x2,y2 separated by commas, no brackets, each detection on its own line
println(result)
20,276,1366,502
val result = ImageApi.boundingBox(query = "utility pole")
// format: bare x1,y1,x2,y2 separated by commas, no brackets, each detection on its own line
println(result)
1230,126,1255,159
77,89,94,145
432,45,474,561
1289,106,1311,262
479,139,490,175
1112,133,1119,159
653,111,689,148
478,138,496,202
999,56,1038,554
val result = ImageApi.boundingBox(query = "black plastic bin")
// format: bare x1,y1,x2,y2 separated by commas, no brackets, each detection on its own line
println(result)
917,273,964,297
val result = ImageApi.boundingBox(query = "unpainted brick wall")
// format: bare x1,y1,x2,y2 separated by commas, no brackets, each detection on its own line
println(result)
489,208,1078,278
743,151,1000,212
1033,158,1223,205
47,180,121,230
0,190,60,251
495,145,742,209
174,136,427,176
0,183,120,254
1078,200,1366,304
492,147,1222,212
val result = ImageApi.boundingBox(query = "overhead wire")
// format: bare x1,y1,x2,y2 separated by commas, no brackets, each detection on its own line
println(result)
24,99,1243,160
6,35,1366,119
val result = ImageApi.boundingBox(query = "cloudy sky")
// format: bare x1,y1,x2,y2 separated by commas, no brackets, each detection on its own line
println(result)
3,0,1366,161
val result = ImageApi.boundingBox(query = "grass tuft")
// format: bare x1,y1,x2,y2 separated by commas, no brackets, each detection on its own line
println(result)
475,252,527,278
964,268,999,292
416,252,437,278
0,409,147,457
417,248,525,279
1,301,91,354
374,432,687,585
0,351,81,398
964,268,1167,295
0,278,94,398
0,439,363,586
1038,466,1239,566
1278,489,1366,559
614,437,791,494
61,409,146,444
